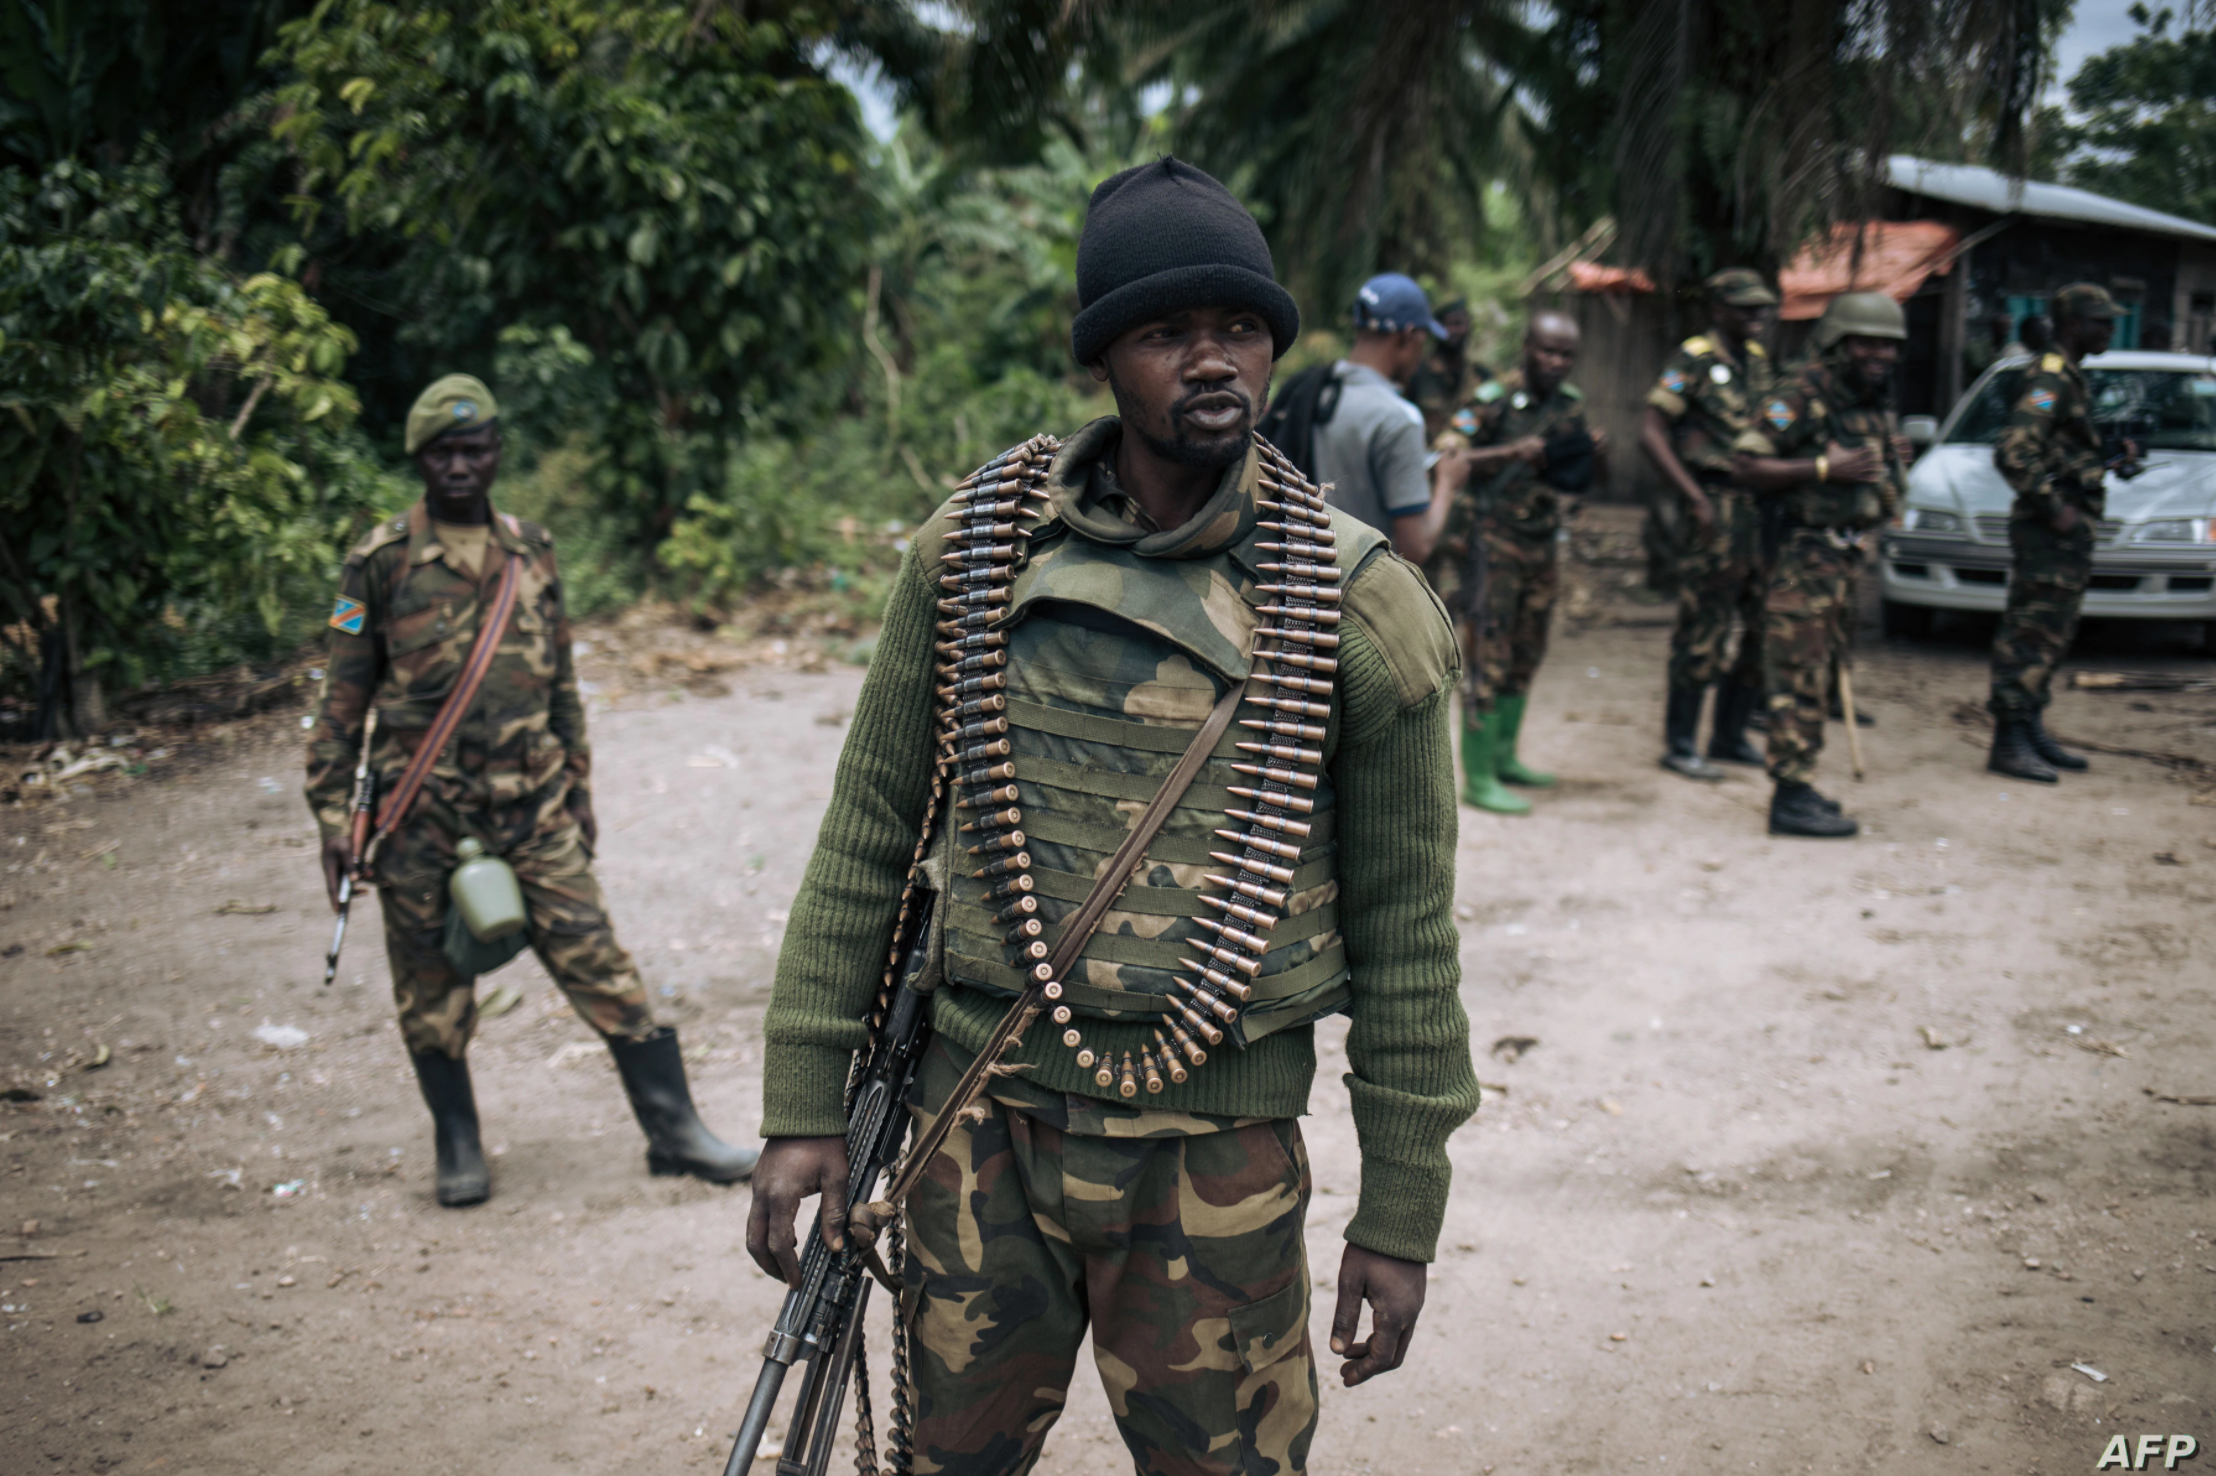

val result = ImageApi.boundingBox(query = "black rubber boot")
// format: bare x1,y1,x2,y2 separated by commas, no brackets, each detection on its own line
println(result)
1660,684,1726,781
1706,681,1766,766
1768,780,1858,838
1827,699,1878,727
1988,718,2059,784
2025,712,2088,770
607,1027,759,1183
409,1050,491,1208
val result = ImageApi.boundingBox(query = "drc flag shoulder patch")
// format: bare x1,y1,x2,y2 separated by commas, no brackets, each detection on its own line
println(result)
1661,368,1691,395
2026,388,2057,414
1764,398,1797,430
329,596,367,635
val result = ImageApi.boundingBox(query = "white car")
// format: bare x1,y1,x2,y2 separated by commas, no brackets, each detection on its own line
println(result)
1880,349,2216,653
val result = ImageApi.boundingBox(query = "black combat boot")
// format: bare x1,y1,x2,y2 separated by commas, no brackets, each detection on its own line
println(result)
1827,698,1878,727
1987,718,2058,783
1768,780,1858,838
1660,684,1726,781
409,1050,491,1208
607,1027,759,1183
2025,711,2088,770
1706,681,1766,766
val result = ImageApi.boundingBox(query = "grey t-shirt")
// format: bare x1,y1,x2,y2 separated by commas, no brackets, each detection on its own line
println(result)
1312,361,1430,535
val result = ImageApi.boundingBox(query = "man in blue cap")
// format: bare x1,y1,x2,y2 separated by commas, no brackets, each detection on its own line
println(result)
1313,273,1473,562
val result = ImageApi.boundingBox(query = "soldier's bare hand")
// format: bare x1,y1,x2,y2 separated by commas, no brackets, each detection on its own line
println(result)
2052,503,2082,534
1330,1244,1427,1387
320,835,353,912
1510,435,1548,467
1827,441,1885,484
747,1136,850,1288
1686,493,1717,532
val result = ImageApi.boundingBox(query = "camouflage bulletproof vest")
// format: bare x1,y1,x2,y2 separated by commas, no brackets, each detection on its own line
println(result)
929,443,1385,1061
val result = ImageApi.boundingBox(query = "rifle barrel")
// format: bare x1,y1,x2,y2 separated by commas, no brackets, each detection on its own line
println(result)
723,1358,790,1476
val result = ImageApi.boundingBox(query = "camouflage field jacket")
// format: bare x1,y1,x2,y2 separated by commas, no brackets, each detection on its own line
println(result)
1995,353,2107,522
303,501,588,842
1646,333,1774,481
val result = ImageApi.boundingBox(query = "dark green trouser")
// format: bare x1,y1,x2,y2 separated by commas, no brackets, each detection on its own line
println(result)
1990,516,2094,720
1669,486,1767,691
902,1042,1317,1476
1763,530,1857,784
376,808,654,1057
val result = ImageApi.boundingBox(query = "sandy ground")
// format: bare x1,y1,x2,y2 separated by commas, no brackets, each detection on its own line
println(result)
4,543,2213,1476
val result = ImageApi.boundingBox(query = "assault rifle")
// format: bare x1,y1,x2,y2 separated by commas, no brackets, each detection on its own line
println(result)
322,710,378,986
723,905,938,1476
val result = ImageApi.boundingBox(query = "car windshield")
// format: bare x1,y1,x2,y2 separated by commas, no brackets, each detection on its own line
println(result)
1948,366,2216,452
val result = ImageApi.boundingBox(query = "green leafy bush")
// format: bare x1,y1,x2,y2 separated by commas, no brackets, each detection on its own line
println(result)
0,156,394,718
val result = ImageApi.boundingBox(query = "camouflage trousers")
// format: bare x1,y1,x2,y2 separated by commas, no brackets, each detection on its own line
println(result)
375,804,654,1058
1460,525,1558,712
1990,517,2094,719
1669,486,1767,691
1762,530,1861,785
902,1042,1317,1476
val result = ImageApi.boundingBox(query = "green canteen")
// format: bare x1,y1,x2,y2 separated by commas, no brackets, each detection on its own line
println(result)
449,835,526,942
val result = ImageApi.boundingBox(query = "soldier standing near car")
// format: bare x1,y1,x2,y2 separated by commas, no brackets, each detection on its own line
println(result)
304,375,757,1207
1639,268,1779,781
745,158,1478,1476
1986,284,2126,782
1428,310,1601,814
1733,293,1908,837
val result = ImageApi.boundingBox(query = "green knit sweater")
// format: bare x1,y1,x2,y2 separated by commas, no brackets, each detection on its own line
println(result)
761,447,1479,1263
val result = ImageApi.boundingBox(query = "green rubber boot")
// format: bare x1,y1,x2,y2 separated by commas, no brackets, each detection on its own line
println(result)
1493,693,1556,788
1461,711,1531,814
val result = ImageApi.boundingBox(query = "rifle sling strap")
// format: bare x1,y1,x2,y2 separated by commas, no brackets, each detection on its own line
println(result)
871,682,1245,1214
361,543,526,867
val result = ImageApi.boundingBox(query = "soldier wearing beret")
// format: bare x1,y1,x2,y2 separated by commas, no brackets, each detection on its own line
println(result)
303,375,757,1206
1639,267,1779,781
1986,284,2127,782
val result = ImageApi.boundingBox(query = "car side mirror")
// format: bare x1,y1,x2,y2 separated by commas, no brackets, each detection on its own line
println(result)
1901,416,1938,453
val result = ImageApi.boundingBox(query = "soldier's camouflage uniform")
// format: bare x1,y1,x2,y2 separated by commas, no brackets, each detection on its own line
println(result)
1646,335,1774,691
1428,369,1589,710
1734,353,1905,784
767,417,1478,1476
1989,353,2106,720
1407,347,1488,443
304,503,655,1057
902,1036,1314,1476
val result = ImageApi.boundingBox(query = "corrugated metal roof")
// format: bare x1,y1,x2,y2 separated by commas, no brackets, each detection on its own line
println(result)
1886,155,2216,244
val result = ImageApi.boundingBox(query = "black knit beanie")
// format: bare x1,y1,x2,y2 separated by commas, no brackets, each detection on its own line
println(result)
1070,158,1300,366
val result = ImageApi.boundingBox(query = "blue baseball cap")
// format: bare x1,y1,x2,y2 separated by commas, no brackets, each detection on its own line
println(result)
1353,274,1447,339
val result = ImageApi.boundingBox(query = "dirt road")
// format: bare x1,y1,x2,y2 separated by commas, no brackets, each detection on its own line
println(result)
4,574,2212,1476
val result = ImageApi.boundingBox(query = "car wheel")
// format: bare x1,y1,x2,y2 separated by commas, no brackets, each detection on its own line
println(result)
1882,599,1935,641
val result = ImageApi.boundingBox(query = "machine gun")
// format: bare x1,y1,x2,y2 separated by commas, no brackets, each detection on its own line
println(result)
723,906,938,1476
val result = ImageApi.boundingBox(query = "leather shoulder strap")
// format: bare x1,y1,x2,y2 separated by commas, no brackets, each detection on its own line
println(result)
364,548,526,859
878,681,1241,1210
1044,683,1241,981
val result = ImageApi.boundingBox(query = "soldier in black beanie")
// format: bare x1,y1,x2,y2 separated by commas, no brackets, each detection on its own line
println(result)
747,154,1471,1476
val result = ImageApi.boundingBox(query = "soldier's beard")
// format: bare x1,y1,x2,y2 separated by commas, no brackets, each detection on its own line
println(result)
1130,389,1255,470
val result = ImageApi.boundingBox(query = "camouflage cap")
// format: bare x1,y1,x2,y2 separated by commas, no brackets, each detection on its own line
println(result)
1705,268,1779,308
2052,282,2120,323
405,374,500,455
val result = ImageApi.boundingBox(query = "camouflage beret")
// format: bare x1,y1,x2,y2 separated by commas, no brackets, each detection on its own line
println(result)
405,374,500,456
2052,282,2120,323
1705,267,1779,308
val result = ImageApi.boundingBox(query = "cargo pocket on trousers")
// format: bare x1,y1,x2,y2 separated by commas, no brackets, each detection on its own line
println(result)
1227,1279,1307,1375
